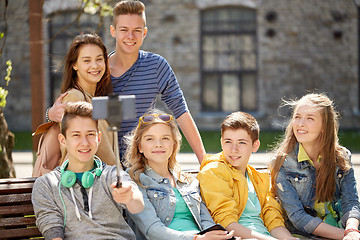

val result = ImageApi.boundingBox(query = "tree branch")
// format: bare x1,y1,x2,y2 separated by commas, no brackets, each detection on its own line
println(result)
47,7,85,44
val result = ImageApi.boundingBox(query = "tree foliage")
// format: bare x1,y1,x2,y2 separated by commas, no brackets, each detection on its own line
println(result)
0,0,11,108
82,0,113,16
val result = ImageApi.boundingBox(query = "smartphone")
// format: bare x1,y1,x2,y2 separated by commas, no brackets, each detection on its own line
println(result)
197,224,236,240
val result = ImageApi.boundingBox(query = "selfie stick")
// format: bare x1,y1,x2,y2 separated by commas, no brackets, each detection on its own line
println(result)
92,94,136,188
107,94,123,188
111,128,122,188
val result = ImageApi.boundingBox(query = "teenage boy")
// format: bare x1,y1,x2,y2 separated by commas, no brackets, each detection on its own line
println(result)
32,102,144,240
48,0,205,164
197,112,295,240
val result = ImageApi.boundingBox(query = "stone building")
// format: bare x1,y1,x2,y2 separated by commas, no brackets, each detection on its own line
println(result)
0,0,359,133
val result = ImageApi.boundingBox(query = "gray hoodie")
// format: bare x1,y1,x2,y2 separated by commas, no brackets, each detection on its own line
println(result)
32,162,136,240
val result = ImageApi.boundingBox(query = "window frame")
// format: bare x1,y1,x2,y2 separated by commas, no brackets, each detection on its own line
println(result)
200,6,258,113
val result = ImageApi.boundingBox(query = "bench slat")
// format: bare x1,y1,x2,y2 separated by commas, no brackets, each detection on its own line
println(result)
0,193,32,205
0,204,34,216
0,227,42,239
0,216,36,227
0,178,37,185
0,183,34,195
0,177,42,238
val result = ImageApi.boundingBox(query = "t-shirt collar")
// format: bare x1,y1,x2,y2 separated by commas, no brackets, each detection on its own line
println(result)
297,143,321,166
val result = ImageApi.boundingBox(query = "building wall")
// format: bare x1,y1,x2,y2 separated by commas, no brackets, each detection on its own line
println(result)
0,0,359,132
258,0,359,129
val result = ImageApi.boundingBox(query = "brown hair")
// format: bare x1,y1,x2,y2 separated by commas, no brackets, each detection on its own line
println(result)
61,101,98,136
112,0,146,27
270,93,350,202
125,109,182,186
61,33,112,97
221,111,259,143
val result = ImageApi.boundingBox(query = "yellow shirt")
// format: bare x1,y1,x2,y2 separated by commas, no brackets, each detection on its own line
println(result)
297,144,321,166
197,152,285,231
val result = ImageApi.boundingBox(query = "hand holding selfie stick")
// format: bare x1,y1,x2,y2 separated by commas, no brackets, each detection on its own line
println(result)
92,94,136,189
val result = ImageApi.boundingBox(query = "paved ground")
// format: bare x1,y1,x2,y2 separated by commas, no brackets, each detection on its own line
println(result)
12,151,360,193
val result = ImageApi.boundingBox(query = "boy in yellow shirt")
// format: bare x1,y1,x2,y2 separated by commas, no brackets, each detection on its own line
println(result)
197,111,295,240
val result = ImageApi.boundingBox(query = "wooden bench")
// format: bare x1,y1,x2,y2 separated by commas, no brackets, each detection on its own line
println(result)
0,177,42,239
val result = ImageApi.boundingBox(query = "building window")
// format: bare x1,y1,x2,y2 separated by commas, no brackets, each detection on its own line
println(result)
48,11,102,103
200,7,257,112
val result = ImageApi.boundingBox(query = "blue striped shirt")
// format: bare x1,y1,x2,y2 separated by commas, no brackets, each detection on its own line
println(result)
110,50,188,159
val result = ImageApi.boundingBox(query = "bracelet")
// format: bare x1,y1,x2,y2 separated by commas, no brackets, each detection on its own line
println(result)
344,228,359,236
45,108,53,122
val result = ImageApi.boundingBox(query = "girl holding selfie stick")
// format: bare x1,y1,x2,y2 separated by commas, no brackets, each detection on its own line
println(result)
125,109,237,240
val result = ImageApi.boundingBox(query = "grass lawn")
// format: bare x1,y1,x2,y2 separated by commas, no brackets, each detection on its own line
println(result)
12,129,360,153
180,129,360,154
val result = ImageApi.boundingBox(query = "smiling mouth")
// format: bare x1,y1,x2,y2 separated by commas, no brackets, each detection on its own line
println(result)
78,149,91,153
124,42,136,46
89,71,101,75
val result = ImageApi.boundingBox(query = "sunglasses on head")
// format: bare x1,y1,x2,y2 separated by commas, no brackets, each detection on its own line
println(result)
138,114,173,125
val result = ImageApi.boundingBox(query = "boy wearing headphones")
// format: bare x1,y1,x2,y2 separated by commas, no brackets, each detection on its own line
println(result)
32,101,144,240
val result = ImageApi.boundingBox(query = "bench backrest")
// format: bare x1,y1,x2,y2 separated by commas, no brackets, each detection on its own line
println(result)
0,177,42,239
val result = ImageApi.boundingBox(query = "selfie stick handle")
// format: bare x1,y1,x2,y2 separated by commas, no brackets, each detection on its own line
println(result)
112,127,122,188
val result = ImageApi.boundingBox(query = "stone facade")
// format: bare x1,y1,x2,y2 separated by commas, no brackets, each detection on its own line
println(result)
0,0,359,132
257,0,359,129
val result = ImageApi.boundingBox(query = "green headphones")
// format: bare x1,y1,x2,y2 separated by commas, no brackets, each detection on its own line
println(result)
60,157,103,188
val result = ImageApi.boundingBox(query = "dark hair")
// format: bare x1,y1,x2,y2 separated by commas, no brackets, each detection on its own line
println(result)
61,101,98,136
112,0,146,27
61,33,112,97
221,111,259,143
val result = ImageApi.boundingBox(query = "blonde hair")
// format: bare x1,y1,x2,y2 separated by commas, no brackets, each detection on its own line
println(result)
125,109,182,186
270,93,350,202
112,0,146,27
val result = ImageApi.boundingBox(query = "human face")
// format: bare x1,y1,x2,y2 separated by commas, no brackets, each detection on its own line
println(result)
73,44,105,94
292,102,323,149
139,123,174,170
221,129,260,173
110,14,147,55
58,116,101,172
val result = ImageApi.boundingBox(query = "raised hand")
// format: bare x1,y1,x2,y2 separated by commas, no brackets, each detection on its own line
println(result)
48,92,68,122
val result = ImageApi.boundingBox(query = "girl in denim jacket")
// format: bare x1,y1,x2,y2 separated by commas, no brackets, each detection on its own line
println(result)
271,93,360,239
124,109,236,240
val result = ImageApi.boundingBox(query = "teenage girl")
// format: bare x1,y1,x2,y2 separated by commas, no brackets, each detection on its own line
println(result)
125,109,237,240
271,93,360,239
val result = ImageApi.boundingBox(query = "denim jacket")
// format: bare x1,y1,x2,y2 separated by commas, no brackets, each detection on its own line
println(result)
275,144,360,235
126,166,215,240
